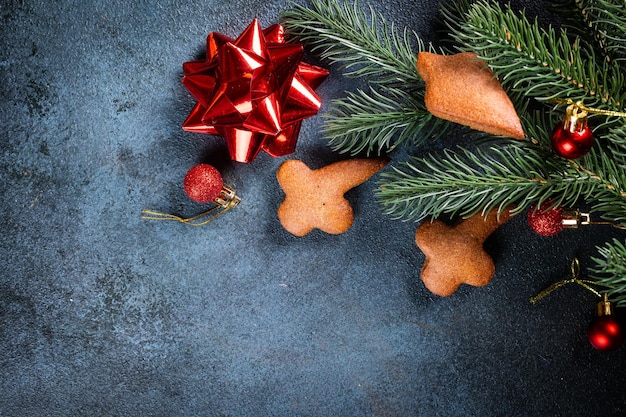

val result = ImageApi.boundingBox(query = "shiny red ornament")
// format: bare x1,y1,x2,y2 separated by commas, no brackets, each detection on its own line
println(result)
551,104,594,159
588,315,624,351
587,294,624,351
184,164,224,203
181,19,329,163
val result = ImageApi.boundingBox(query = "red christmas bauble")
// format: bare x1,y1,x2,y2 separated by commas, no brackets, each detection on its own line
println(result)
550,105,593,159
527,202,564,236
587,315,624,351
183,164,224,203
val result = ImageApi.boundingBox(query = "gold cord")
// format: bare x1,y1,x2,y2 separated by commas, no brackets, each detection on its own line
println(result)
141,194,240,226
587,220,626,230
568,209,626,230
551,98,626,118
529,257,602,304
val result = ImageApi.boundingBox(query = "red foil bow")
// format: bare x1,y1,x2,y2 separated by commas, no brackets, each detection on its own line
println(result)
182,19,329,163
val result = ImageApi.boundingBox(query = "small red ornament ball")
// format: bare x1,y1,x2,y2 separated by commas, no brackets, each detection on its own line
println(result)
551,120,594,159
527,202,564,236
183,164,224,203
587,315,624,351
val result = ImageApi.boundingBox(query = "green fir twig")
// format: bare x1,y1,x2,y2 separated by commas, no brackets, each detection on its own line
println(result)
280,0,451,155
323,87,450,155
281,0,426,85
591,238,626,307
562,0,626,64
376,142,592,222
451,0,626,113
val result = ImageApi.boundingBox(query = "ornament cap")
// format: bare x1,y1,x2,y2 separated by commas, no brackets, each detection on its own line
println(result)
215,183,242,209
596,293,614,317
561,209,591,228
563,103,588,133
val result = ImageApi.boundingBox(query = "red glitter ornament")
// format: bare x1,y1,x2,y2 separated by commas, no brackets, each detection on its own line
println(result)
527,202,598,235
527,202,564,236
142,163,240,226
587,294,624,351
181,19,329,163
184,164,224,203
551,104,594,159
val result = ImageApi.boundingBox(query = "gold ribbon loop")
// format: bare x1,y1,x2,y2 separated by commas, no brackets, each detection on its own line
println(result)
530,257,603,304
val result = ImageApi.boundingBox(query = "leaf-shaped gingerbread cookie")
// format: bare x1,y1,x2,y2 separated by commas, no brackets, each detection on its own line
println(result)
416,51,525,139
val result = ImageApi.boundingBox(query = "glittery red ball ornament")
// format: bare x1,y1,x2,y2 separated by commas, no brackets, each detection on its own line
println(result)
588,315,624,351
551,104,594,159
527,202,564,236
183,164,224,203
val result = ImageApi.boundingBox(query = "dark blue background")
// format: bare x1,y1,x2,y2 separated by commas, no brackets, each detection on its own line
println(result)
2,0,625,416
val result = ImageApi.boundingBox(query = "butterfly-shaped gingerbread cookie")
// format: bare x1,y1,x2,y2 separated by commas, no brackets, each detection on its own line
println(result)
415,209,512,296
277,158,388,236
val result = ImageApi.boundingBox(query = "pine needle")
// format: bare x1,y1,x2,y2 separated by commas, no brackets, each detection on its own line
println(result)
322,87,450,155
449,0,626,114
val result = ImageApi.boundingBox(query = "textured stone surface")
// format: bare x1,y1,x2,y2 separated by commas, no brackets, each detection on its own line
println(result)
1,1,625,416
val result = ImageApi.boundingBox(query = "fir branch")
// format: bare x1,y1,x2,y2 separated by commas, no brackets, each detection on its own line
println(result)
438,0,476,46
280,0,427,85
578,144,626,197
590,238,626,307
570,0,626,63
519,109,560,148
590,189,626,227
448,0,626,112
322,87,449,155
376,142,595,222
582,142,626,226
603,120,626,157
281,0,451,155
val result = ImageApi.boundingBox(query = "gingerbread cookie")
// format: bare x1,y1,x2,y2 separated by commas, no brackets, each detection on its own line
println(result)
415,209,512,296
277,158,388,236
416,51,525,139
